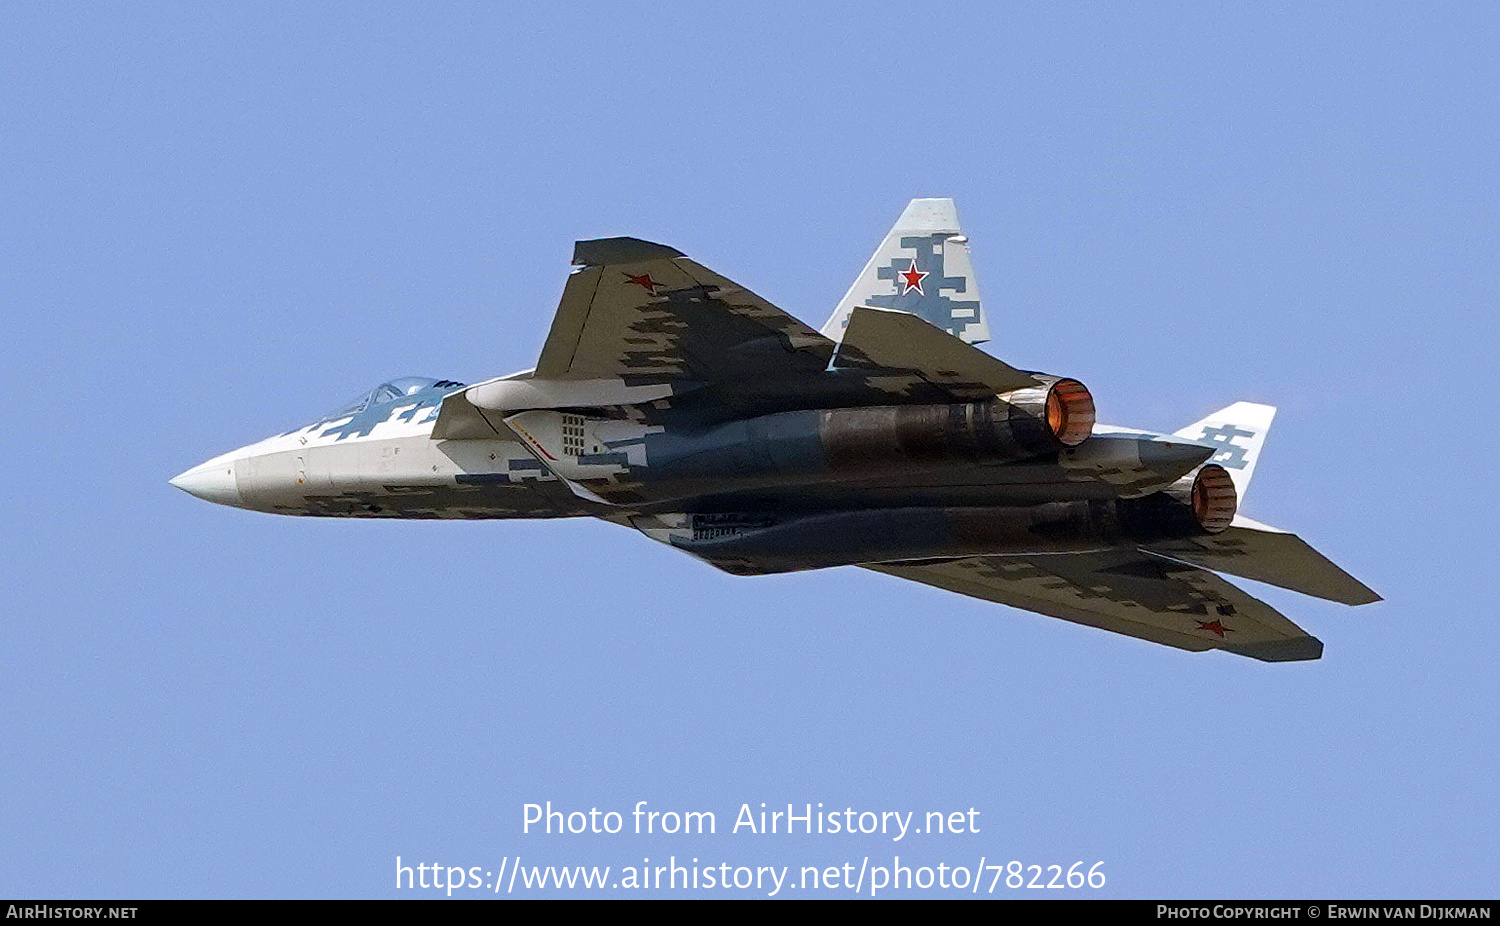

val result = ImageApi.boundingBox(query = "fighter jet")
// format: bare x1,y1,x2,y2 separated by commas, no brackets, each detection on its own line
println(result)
172,198,1378,661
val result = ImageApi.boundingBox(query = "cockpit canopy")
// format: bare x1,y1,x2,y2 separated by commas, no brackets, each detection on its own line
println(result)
326,376,465,418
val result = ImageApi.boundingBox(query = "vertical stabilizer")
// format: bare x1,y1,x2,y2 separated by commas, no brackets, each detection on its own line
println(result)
1173,402,1275,504
822,198,990,345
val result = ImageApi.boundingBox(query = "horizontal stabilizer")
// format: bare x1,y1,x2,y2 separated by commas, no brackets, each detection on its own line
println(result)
833,306,1037,395
1144,518,1380,606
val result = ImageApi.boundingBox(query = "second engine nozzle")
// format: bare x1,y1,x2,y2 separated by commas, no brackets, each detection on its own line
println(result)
1178,463,1238,533
1117,463,1239,537
820,377,1095,471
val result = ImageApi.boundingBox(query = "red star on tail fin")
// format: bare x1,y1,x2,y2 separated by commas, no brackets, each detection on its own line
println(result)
898,261,928,295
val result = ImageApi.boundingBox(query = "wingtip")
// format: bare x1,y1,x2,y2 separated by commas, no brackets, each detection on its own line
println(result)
572,237,684,267
1222,636,1325,662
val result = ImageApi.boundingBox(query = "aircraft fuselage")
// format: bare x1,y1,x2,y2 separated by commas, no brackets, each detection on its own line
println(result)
168,199,1378,660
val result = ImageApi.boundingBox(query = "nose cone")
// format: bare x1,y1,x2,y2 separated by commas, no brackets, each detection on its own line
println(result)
170,456,244,508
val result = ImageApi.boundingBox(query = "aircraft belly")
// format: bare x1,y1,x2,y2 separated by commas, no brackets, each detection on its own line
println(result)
628,468,1142,515
630,506,1121,574
604,433,1206,514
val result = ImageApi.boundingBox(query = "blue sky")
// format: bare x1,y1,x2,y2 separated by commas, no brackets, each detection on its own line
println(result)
2,3,1495,898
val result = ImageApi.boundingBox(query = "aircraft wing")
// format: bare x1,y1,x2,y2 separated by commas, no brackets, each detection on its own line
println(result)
535,237,836,386
476,237,1043,427
865,551,1324,661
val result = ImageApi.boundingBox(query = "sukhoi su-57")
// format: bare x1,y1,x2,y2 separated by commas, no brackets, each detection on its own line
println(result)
172,199,1379,661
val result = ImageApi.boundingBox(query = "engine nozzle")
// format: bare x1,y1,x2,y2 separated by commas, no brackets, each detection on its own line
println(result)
1042,378,1095,447
1186,463,1237,533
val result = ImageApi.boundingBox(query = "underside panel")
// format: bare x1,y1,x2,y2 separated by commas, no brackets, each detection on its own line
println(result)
865,551,1323,661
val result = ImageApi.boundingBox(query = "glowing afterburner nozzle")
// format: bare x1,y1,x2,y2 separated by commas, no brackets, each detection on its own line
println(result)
1044,378,1094,447
1190,464,1237,533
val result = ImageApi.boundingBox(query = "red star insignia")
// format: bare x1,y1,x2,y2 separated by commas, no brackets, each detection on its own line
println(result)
624,272,660,294
898,261,928,295
1196,619,1232,637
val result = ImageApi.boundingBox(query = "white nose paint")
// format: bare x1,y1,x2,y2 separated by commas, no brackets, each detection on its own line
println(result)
169,455,243,508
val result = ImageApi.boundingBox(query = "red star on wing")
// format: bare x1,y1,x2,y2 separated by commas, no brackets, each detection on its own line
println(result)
1196,619,1232,637
624,272,660,294
898,261,928,295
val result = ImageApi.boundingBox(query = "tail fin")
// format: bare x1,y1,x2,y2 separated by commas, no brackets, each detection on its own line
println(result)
821,198,990,346
1174,401,1275,504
